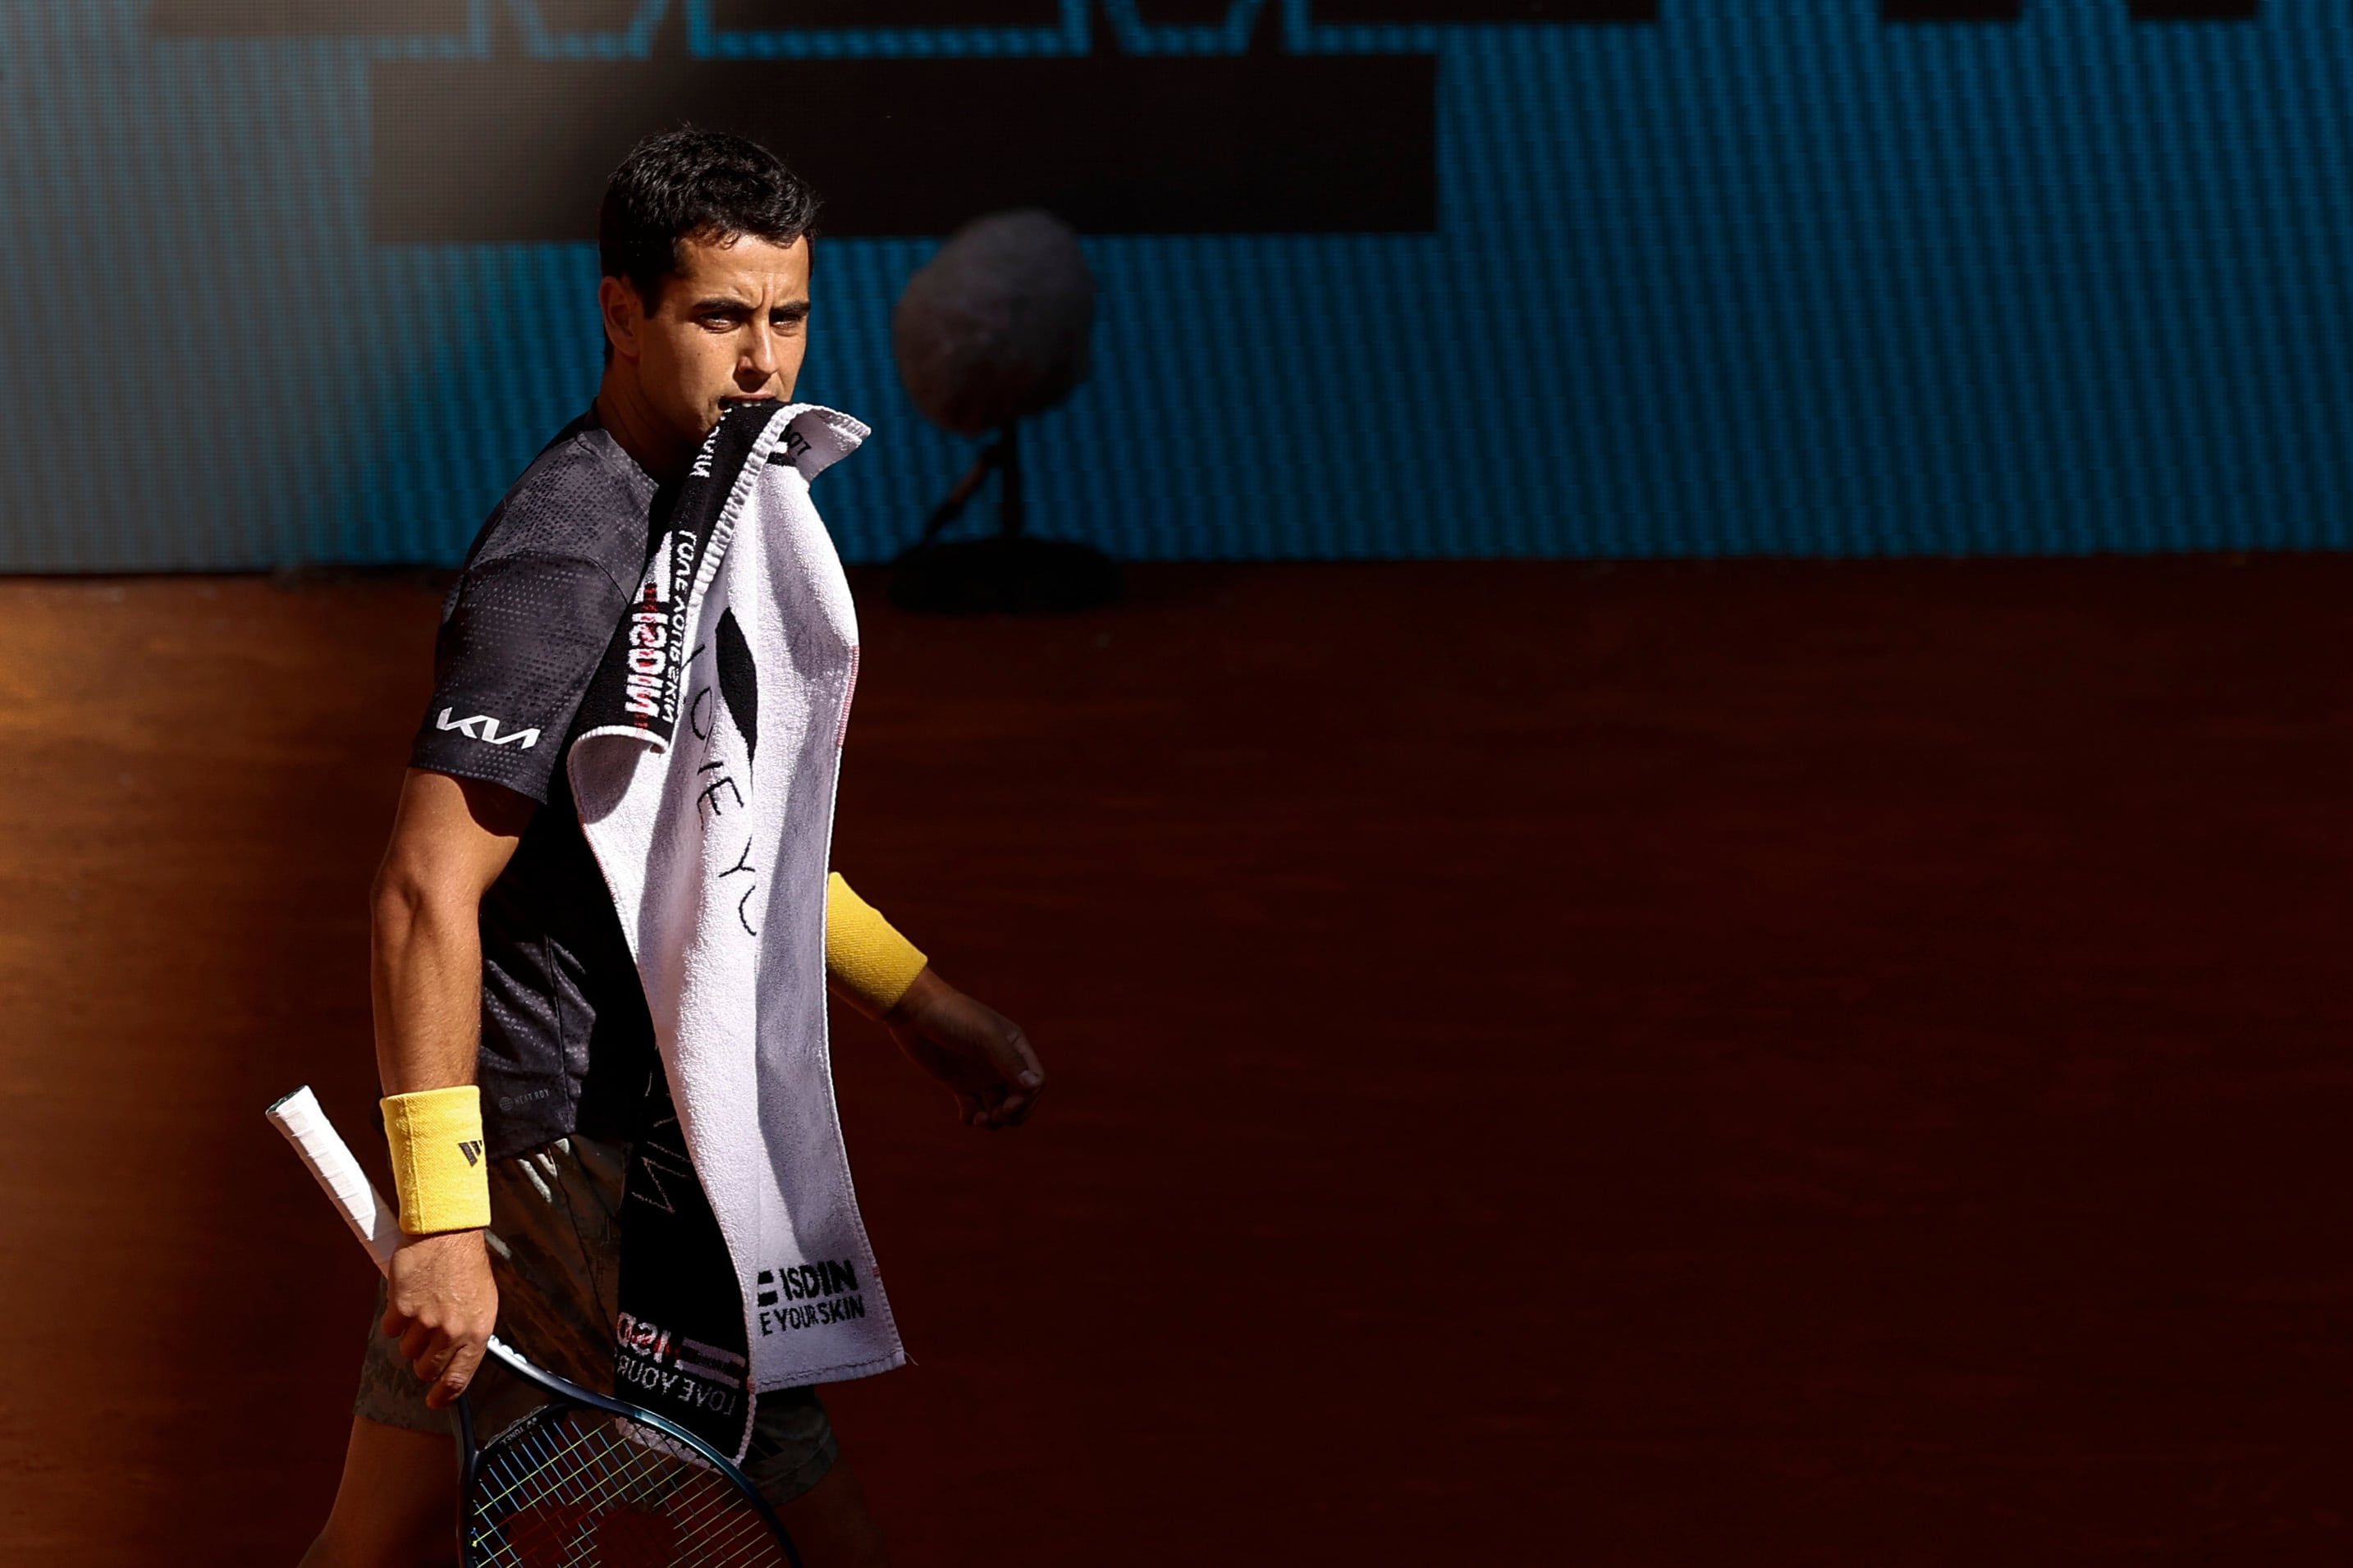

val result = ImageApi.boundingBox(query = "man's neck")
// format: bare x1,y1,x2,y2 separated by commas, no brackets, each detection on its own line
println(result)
594,371,689,487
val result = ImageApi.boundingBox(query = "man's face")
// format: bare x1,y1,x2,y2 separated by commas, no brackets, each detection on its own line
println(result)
602,231,812,453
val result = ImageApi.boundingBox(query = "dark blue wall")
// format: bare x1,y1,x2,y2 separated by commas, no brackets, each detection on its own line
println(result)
4,2,2349,569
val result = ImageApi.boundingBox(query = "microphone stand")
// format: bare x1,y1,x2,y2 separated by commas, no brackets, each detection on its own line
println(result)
890,419,1119,615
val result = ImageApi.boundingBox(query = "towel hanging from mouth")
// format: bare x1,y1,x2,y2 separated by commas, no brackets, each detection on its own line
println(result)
566,400,905,1459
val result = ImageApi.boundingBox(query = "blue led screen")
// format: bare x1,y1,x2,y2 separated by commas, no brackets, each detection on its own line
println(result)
3,2,2350,569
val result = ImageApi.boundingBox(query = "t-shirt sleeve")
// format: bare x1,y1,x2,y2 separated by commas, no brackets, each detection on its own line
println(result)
409,552,633,802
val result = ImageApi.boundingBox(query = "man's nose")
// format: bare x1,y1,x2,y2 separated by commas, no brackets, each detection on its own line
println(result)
740,327,780,385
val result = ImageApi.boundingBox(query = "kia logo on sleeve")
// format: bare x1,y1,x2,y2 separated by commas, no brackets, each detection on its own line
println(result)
436,707,541,750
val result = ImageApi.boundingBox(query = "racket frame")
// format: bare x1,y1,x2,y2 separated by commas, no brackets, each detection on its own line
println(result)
265,1086,802,1568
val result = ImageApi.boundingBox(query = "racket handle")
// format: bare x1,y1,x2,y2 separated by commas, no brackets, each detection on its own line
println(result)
267,1086,401,1276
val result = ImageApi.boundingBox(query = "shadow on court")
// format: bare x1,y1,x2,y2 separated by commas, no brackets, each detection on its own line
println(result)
3,559,2351,1563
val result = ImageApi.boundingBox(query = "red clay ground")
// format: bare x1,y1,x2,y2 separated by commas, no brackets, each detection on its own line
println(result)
4,559,2353,1564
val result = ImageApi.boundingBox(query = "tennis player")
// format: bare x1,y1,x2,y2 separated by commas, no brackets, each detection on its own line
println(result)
299,128,1046,1568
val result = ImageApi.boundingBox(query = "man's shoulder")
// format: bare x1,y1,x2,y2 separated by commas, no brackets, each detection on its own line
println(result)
464,415,659,593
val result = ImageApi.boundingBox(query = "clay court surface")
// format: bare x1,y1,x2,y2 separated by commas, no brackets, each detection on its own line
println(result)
5,558,2353,1563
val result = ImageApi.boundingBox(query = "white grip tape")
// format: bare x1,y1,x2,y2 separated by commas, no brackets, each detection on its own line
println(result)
267,1086,401,1277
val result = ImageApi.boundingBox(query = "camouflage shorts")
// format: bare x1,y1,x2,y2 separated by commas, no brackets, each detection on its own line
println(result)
353,1134,838,1506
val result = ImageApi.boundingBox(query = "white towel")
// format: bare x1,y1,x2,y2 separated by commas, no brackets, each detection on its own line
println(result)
567,401,905,1421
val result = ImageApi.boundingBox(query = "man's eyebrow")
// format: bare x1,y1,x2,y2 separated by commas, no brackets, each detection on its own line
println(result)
684,295,810,318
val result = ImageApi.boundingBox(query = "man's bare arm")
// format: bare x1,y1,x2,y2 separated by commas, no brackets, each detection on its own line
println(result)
369,768,534,1409
831,966,1046,1131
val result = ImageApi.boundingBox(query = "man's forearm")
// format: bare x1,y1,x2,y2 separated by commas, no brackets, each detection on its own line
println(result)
829,965,936,1024
369,868,487,1097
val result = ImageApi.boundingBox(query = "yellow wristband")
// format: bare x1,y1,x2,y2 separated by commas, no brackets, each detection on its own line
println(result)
826,872,929,1013
380,1086,492,1236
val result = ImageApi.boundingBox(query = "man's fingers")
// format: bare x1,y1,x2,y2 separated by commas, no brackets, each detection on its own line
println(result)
398,1318,441,1367
976,1083,1028,1131
987,1026,1045,1094
962,1089,1027,1131
407,1323,492,1404
963,1025,1041,1130
991,1045,1042,1127
411,1337,457,1383
424,1339,487,1410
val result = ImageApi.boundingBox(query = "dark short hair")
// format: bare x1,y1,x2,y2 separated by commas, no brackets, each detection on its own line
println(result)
598,127,821,312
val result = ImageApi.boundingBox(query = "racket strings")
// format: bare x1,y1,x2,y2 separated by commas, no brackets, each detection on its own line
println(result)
480,1426,747,1566
469,1405,791,1566
475,1433,769,1568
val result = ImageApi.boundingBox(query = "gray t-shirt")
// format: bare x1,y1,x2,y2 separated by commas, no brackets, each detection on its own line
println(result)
408,410,662,1158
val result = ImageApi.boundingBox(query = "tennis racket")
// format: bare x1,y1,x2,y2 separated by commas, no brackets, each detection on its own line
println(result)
267,1086,803,1568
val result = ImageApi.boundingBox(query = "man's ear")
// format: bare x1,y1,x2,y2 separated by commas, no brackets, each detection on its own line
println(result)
599,275,643,361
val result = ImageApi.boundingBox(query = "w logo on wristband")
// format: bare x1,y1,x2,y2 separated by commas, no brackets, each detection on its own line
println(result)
457,1141,484,1167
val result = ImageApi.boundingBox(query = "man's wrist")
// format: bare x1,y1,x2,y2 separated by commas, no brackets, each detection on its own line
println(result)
882,964,944,1025
396,1223,488,1247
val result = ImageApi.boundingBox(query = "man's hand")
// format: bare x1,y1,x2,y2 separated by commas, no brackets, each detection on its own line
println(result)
382,1228,498,1410
884,968,1046,1131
